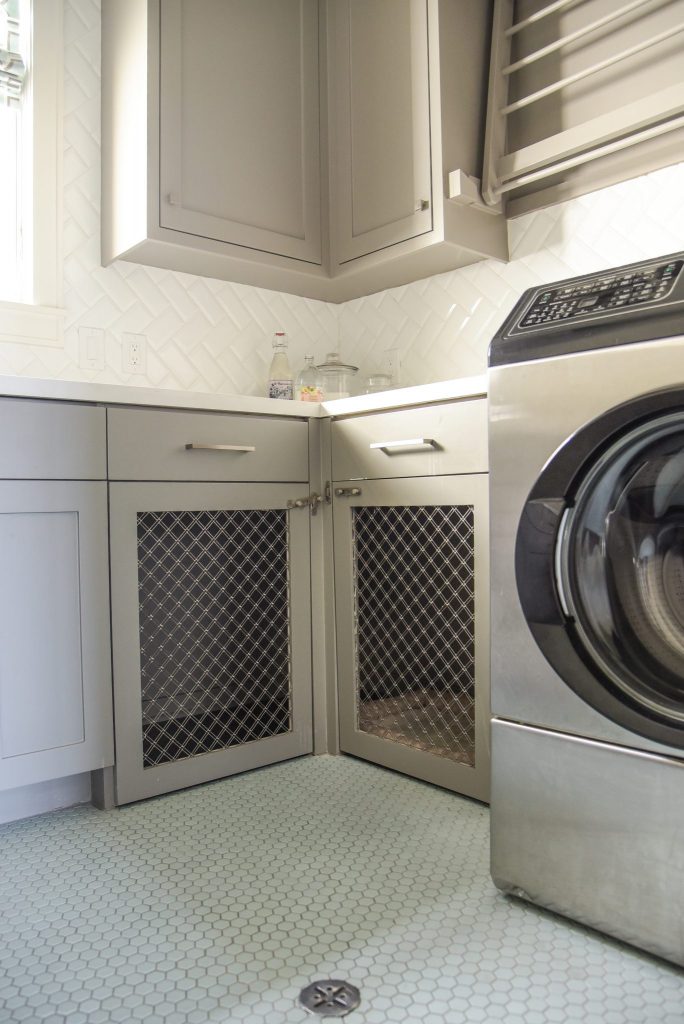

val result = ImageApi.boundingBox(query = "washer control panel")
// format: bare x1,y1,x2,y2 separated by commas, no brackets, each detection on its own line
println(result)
518,258,683,330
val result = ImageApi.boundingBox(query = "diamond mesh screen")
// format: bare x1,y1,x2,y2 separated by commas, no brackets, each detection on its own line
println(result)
137,508,292,768
352,505,475,766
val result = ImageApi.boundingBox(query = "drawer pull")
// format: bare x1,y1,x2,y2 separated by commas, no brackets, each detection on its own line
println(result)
185,443,256,453
369,437,438,454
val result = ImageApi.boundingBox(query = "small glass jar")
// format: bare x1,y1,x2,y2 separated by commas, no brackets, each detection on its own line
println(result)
316,352,358,400
364,373,393,394
294,354,324,402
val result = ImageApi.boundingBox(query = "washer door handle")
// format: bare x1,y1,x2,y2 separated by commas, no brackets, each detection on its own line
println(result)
515,497,567,626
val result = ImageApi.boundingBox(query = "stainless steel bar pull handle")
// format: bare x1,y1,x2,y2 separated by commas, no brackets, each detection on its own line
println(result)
185,443,256,453
369,437,438,454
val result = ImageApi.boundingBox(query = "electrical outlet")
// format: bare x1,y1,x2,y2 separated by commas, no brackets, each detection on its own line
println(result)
78,327,105,371
123,332,147,375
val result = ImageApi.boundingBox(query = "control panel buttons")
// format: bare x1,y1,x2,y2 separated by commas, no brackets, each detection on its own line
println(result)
519,258,683,330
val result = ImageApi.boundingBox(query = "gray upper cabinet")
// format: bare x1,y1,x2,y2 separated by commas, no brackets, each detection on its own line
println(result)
327,0,508,296
102,0,508,302
158,0,322,265
102,0,327,298
328,0,433,264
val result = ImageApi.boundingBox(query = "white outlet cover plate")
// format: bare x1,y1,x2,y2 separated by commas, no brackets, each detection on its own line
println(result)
123,332,147,375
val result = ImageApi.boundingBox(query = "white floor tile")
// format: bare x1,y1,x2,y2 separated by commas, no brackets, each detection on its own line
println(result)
1,755,682,1023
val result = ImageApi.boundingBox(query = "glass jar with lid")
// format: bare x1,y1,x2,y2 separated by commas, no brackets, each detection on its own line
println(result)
316,352,359,400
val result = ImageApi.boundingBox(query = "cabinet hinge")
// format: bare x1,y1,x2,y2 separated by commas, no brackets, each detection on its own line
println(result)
334,486,362,498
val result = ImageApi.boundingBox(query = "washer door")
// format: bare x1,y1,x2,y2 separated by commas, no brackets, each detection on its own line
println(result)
516,391,684,749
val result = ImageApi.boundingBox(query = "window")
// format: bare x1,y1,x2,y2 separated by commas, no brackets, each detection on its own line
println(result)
0,0,63,347
0,0,26,302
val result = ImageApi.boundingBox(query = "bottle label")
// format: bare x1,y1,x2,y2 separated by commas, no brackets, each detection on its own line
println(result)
297,386,324,402
269,379,294,400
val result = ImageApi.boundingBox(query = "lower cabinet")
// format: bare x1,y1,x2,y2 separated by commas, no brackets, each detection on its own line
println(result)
0,481,114,790
333,474,490,802
109,482,313,804
0,393,490,812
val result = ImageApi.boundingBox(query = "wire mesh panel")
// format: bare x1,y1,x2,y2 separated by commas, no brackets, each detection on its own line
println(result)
137,508,292,768
352,505,475,766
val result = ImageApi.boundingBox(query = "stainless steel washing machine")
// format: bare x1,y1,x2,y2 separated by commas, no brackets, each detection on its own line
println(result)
488,252,684,967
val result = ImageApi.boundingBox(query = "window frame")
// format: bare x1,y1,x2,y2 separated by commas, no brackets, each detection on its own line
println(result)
0,0,64,348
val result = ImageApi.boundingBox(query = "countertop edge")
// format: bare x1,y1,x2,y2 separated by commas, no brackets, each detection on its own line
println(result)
0,374,488,417
322,376,487,416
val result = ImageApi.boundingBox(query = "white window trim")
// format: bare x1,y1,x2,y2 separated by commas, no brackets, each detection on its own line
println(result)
0,0,64,348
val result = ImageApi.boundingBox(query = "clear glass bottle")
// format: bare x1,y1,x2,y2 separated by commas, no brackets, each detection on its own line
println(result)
267,331,293,400
295,355,324,402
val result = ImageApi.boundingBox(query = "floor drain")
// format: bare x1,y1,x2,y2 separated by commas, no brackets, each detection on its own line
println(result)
298,980,361,1017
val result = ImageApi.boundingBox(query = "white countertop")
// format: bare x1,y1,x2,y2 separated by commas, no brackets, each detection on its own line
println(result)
322,375,487,415
0,373,487,417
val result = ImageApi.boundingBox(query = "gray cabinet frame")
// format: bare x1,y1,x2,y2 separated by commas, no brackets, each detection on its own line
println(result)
110,482,314,805
0,481,113,790
333,474,490,802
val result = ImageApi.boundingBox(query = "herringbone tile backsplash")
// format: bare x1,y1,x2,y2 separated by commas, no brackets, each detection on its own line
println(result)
1,0,683,396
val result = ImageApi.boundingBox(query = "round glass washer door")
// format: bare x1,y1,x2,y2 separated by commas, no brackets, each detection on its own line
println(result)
557,410,684,726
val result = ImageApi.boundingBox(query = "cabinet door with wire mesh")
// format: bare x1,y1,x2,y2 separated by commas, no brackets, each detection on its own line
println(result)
110,483,313,804
334,475,490,802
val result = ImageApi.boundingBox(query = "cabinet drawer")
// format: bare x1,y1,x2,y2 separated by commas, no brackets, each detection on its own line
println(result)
331,400,488,480
108,407,309,482
0,399,106,479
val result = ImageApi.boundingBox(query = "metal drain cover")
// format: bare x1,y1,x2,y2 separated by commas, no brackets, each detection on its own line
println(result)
298,980,361,1017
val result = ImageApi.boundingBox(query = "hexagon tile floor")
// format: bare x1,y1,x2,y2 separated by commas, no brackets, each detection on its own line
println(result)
1,756,683,1024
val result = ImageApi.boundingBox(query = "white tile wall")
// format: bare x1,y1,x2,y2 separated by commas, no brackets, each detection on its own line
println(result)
340,162,684,387
0,0,683,396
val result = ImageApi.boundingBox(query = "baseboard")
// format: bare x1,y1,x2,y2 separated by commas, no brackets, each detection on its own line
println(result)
0,773,92,825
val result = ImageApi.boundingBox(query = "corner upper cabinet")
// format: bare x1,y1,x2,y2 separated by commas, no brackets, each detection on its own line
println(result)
102,0,509,302
326,0,508,295
102,0,325,297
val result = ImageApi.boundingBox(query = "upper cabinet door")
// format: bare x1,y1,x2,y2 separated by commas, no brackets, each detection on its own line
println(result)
159,0,322,265
328,0,433,265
